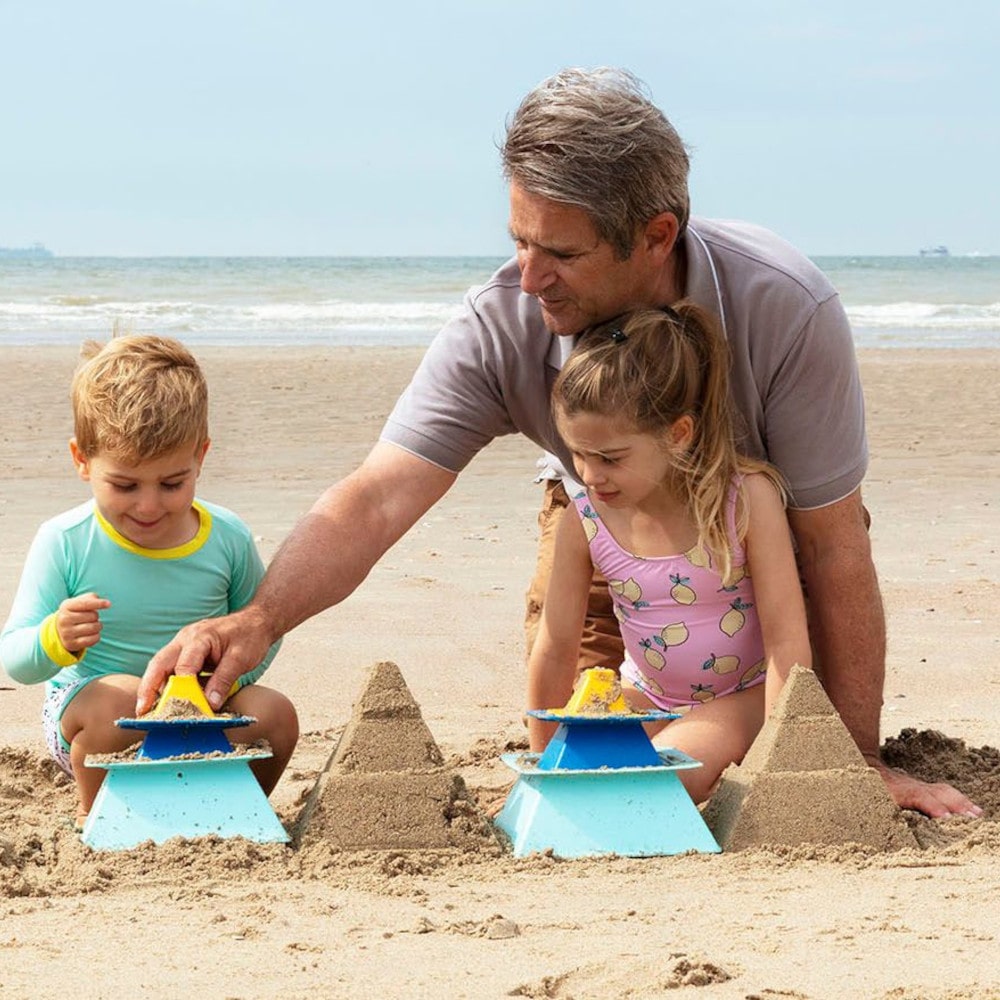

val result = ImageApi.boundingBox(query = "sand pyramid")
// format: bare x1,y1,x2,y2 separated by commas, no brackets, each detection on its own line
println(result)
703,664,917,851
329,658,445,773
295,661,498,851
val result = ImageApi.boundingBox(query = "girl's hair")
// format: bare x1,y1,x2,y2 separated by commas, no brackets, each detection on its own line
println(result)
553,302,785,583
71,334,209,464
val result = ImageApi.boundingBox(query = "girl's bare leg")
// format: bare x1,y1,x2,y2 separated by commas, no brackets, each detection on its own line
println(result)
623,683,765,804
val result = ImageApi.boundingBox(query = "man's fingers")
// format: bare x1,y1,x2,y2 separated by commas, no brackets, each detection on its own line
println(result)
136,644,177,715
879,764,982,819
914,781,982,819
136,634,211,714
201,654,243,710
171,632,220,678
137,613,266,714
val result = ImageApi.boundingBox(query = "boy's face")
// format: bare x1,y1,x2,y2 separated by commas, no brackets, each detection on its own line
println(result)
70,439,210,550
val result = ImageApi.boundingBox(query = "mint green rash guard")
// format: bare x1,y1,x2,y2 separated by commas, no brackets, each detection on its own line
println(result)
0,498,280,700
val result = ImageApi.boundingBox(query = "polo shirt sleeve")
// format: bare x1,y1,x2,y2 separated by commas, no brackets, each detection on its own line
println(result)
380,287,526,473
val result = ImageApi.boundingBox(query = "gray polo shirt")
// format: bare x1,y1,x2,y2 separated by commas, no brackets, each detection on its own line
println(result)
381,217,867,511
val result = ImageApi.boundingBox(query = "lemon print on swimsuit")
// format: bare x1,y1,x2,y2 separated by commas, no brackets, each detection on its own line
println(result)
718,564,747,593
637,672,665,697
669,573,696,605
610,577,647,608
580,504,600,542
738,658,767,688
639,638,666,670
685,544,711,569
639,621,687,670
720,597,753,637
660,622,689,648
703,653,740,674
690,683,716,703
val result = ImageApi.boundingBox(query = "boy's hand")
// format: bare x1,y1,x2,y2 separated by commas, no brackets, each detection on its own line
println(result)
56,592,111,654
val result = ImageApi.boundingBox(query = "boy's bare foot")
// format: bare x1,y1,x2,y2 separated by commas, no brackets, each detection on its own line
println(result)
74,812,89,833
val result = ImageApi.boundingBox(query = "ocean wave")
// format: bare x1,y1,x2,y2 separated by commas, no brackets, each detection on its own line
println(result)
0,298,464,338
847,301,1000,329
2,288,999,348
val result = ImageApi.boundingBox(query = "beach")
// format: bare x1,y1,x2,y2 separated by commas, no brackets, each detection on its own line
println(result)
1,344,998,1000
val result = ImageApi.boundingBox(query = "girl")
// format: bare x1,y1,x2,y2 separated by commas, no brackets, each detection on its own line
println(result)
526,303,811,804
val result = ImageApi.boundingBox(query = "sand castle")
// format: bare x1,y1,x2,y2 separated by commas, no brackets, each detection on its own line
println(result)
703,664,917,851
294,661,498,851
295,661,918,854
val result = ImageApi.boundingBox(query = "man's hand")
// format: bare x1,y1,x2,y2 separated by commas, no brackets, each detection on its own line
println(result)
871,758,982,819
136,607,273,715
56,592,111,654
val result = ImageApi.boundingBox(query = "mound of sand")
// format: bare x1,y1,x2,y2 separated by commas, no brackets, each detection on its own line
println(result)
704,665,918,851
293,661,499,852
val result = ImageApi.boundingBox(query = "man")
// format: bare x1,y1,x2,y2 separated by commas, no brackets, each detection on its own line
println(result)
139,67,978,819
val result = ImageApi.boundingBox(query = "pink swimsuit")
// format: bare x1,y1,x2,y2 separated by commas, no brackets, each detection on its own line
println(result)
572,485,766,709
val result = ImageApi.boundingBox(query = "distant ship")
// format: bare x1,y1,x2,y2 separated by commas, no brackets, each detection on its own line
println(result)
919,245,949,257
0,242,54,259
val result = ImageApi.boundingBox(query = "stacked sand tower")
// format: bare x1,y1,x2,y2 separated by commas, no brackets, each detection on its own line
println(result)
295,661,497,851
704,664,917,851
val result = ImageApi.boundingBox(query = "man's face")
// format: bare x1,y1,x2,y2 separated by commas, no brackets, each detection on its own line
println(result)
508,183,662,336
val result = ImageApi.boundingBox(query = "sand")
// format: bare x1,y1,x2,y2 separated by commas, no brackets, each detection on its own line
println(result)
703,664,919,852
1,344,998,1000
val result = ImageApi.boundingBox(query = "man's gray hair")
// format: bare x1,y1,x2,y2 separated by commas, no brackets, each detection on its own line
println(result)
501,67,690,260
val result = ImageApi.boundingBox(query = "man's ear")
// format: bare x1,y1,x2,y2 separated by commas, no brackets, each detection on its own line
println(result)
69,438,91,481
642,211,681,261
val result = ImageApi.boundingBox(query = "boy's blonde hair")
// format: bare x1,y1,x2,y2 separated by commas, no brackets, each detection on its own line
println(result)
553,303,785,585
71,335,208,464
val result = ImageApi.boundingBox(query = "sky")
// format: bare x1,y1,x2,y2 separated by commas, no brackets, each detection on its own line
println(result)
2,1,997,257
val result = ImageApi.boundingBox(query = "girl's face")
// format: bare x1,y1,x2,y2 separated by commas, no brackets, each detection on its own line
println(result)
70,439,209,550
557,410,692,509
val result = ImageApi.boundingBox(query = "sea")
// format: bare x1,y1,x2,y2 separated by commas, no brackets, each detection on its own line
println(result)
1,254,998,350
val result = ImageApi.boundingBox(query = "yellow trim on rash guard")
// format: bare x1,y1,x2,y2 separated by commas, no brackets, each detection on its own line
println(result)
39,613,82,668
93,501,213,560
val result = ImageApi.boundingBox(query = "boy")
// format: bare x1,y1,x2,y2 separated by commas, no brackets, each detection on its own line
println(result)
0,335,298,828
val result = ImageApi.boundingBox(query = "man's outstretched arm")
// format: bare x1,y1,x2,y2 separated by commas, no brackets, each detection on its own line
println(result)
138,442,457,713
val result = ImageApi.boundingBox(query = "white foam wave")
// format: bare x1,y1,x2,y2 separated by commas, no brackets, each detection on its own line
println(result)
3,292,999,348
847,301,1000,329
0,298,464,338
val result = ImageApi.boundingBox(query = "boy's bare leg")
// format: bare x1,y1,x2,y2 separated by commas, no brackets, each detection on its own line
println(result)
223,685,299,796
61,675,143,824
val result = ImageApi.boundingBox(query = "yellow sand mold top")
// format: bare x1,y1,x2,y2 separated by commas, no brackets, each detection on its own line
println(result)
150,674,216,718
553,667,630,715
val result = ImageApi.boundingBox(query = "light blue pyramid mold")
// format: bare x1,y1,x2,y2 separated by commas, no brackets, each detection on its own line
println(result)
495,712,720,858
81,716,289,850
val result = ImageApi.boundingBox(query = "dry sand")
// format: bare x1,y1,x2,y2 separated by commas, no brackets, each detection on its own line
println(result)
1,344,998,1000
